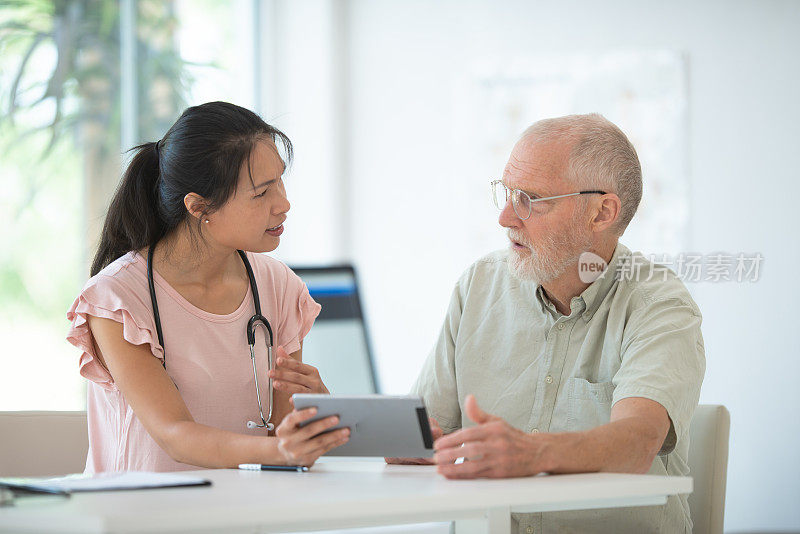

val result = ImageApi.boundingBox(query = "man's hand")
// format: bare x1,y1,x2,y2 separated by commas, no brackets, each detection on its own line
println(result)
433,394,554,479
385,417,443,465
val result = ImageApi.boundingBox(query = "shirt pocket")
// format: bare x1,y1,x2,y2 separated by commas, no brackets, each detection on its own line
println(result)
566,377,615,432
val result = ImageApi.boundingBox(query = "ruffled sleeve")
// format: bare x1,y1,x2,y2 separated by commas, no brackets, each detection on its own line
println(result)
66,274,164,392
276,265,321,355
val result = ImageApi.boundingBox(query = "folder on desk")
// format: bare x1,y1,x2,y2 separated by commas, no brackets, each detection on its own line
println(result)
0,471,211,496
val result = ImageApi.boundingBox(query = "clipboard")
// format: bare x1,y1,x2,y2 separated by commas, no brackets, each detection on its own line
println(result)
0,471,211,497
292,394,434,458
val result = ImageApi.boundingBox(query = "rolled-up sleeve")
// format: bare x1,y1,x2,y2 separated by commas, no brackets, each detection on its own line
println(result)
410,282,464,434
612,293,706,455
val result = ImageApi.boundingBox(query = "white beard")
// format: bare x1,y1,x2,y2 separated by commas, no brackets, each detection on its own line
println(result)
507,219,591,285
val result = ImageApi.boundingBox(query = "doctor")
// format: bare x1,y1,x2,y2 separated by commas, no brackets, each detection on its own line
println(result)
67,101,348,472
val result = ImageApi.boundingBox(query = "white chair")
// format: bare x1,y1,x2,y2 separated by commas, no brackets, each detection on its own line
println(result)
687,404,730,534
0,411,88,476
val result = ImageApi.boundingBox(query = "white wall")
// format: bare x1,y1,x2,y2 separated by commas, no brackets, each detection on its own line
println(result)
339,1,800,532
262,0,349,266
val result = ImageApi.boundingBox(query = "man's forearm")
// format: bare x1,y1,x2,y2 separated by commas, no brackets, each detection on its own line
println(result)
545,417,665,474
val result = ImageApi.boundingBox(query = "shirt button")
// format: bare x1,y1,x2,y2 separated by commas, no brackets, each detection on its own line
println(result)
531,428,539,433
557,323,565,330
526,526,534,534
545,375,553,384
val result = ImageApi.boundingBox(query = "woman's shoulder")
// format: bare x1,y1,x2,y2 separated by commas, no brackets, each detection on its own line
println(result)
244,252,320,349
81,251,149,301
245,252,313,307
67,251,163,385
245,251,298,285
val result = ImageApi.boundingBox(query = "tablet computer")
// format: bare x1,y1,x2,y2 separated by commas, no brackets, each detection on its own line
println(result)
291,394,434,458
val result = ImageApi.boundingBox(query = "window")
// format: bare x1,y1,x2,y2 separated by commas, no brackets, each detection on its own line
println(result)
0,0,259,409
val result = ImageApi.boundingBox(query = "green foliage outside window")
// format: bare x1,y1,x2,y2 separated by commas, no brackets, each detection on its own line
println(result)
0,0,190,408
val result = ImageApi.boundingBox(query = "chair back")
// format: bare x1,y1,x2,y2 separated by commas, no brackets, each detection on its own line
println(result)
0,411,88,476
688,404,730,534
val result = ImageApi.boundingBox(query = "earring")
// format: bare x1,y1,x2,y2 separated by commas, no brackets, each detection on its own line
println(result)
204,219,209,224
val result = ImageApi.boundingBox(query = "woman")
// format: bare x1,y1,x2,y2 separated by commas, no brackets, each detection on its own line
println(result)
67,101,348,472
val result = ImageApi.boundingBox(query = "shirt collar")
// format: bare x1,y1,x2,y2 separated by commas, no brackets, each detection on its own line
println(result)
533,243,630,321
579,242,630,321
535,285,557,317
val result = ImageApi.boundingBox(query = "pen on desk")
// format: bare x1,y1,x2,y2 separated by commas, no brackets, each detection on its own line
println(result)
238,464,309,472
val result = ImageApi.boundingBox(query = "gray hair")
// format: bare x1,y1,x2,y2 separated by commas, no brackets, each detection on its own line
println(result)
521,113,642,235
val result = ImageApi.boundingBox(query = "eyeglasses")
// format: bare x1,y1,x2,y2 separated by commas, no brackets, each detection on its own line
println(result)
490,179,607,221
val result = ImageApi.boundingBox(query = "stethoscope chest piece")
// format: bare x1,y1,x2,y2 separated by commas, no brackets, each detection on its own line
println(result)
246,313,275,432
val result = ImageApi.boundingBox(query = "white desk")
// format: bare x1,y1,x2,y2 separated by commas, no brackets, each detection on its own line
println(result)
0,461,691,533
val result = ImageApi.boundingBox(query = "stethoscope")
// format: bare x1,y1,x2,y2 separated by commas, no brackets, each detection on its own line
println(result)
147,246,277,431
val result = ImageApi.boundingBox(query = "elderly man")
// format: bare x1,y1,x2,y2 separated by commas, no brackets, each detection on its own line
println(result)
401,114,705,533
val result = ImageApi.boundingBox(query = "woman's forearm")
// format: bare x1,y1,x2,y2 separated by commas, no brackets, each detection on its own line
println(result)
161,421,285,468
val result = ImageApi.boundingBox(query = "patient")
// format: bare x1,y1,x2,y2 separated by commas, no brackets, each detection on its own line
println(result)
395,114,705,533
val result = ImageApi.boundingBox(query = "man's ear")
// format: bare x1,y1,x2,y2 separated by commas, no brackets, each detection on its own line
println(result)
183,193,208,222
590,193,621,233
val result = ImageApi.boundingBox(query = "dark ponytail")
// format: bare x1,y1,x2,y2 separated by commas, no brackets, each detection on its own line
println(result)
91,142,165,276
90,101,292,276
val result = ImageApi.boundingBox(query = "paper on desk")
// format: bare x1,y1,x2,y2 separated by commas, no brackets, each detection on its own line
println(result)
0,471,210,493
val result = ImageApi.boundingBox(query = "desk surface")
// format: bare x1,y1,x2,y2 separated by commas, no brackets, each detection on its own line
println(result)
0,460,692,533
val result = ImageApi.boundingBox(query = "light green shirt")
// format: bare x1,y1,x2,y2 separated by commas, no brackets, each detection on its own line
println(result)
412,243,705,534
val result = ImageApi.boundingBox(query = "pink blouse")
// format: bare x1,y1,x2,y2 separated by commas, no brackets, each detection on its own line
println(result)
66,251,321,473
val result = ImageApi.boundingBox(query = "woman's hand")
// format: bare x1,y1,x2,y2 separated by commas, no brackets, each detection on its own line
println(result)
269,345,329,395
275,407,350,466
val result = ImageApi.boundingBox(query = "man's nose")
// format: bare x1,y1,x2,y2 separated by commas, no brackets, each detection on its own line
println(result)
498,199,520,228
